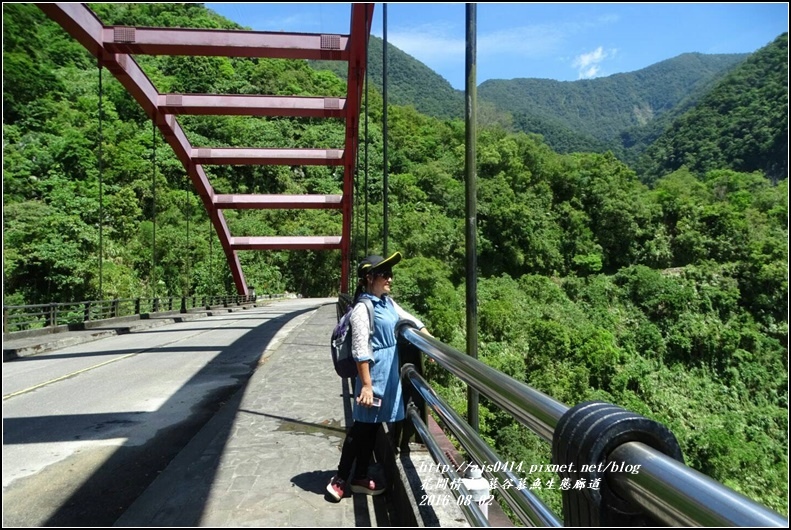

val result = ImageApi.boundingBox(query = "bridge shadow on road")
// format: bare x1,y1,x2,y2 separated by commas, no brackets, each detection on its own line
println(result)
3,304,318,527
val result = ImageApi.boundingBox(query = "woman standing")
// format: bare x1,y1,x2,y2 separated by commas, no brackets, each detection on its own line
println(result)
326,252,429,501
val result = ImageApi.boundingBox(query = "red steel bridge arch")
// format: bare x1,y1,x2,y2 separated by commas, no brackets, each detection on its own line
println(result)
36,3,375,296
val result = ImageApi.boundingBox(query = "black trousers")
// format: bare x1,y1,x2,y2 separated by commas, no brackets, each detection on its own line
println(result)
337,421,380,480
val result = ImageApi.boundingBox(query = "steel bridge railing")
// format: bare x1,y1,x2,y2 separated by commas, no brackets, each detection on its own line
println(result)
2,294,288,335
404,402,491,527
396,324,788,527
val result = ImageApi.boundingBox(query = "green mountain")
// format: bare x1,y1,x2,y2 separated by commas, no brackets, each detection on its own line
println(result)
310,35,464,120
477,52,749,153
636,33,788,184
312,35,775,174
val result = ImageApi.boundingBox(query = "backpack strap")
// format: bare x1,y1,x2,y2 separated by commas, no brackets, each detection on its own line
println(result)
359,297,375,336
359,297,375,357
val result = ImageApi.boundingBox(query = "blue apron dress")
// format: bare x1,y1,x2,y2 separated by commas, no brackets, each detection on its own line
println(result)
352,293,404,423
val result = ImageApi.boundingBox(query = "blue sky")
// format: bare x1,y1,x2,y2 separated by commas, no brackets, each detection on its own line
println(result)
204,3,788,90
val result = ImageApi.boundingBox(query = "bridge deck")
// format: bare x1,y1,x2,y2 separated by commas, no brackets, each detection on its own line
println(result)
106,302,385,526
4,302,474,526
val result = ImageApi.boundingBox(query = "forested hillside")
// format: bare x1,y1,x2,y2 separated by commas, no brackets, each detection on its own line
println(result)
637,33,789,185
316,33,751,169
478,53,748,155
311,35,465,121
2,3,788,517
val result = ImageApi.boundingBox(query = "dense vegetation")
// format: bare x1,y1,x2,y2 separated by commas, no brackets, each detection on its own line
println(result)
479,53,749,156
3,2,787,518
637,33,789,185
311,35,465,121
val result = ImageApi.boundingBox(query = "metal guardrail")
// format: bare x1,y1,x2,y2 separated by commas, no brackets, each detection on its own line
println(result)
2,294,284,335
397,325,788,527
405,403,491,527
403,364,562,527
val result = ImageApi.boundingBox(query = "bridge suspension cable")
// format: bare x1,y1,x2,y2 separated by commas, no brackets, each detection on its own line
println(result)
364,3,370,257
184,176,190,296
353,135,360,293
383,3,389,256
151,120,157,298
97,59,104,300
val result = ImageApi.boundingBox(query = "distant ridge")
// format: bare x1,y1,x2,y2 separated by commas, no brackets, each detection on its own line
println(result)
311,35,464,120
311,38,752,163
478,52,749,156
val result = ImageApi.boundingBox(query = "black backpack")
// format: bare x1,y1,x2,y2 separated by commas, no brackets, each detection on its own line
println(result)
331,298,375,378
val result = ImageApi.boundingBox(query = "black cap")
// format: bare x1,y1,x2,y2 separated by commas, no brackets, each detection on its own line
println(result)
357,252,402,278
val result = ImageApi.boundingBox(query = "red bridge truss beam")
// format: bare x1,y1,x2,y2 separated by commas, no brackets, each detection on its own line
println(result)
191,148,344,166
37,3,374,295
102,26,350,60
158,95,347,118
340,4,374,292
213,195,343,210
231,237,343,251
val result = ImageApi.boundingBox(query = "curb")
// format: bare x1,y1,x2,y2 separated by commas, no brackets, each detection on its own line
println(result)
2,304,265,362
3,329,120,362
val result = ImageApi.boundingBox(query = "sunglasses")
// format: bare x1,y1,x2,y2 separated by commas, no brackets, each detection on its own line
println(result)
371,269,393,279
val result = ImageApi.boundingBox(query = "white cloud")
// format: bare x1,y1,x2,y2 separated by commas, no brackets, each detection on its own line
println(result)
384,21,569,69
378,11,622,82
572,46,616,79
581,65,600,79
479,25,565,57
386,25,465,64
474,10,620,59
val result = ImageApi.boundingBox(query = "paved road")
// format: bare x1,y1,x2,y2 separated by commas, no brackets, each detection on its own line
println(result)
2,298,331,527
